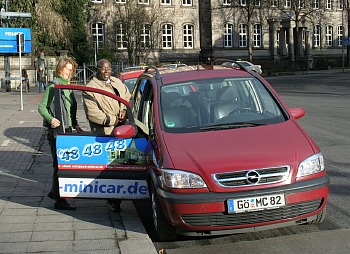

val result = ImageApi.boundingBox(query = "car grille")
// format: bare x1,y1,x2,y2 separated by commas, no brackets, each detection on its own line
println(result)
182,199,323,227
213,166,290,187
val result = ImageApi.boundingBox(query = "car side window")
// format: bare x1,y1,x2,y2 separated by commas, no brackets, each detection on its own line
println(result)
132,78,154,134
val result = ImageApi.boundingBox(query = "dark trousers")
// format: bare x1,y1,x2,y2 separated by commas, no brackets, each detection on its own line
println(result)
47,128,72,200
48,130,60,200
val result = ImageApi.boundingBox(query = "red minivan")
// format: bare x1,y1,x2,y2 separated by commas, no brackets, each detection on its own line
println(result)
55,62,329,242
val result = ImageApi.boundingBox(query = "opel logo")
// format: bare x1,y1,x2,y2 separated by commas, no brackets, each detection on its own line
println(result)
246,170,260,184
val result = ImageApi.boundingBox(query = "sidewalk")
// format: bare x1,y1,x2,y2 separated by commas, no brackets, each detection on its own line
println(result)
0,89,157,253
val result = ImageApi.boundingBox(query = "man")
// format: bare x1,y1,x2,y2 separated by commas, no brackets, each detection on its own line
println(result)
18,67,29,92
82,59,131,212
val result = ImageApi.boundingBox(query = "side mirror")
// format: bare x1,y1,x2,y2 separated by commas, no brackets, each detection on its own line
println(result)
113,124,137,138
289,107,305,120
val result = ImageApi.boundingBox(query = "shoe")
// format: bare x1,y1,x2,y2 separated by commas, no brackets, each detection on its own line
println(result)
54,199,76,210
47,191,54,200
108,202,121,213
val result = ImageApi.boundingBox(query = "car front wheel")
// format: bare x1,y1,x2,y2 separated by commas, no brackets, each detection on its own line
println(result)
150,184,177,242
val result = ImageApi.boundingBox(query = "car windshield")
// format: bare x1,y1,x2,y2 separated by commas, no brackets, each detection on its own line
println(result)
160,77,286,133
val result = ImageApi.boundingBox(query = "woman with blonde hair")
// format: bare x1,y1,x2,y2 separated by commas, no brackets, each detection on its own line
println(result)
38,57,84,210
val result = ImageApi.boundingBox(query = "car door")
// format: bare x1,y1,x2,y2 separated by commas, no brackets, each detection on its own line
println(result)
54,84,152,200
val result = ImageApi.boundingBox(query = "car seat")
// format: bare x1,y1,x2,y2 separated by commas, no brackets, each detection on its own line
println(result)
210,86,240,122
162,92,197,128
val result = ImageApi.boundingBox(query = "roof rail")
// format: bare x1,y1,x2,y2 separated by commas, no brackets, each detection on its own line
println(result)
144,66,161,80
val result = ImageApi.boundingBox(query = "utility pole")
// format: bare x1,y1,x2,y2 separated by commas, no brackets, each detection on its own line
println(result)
2,0,10,92
347,0,350,67
342,0,345,72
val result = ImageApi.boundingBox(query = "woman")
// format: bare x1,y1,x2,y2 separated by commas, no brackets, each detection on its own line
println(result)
38,57,84,210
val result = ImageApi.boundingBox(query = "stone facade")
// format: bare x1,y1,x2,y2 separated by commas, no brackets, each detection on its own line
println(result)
89,0,201,64
88,0,348,65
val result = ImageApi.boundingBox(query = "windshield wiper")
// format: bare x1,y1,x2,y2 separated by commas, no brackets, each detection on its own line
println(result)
200,122,264,131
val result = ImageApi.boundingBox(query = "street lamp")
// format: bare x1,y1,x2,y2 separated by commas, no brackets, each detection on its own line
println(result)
131,32,136,66
305,30,310,71
342,0,345,72
94,42,97,68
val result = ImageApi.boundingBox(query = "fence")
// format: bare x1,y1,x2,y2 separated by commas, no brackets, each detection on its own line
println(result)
70,62,126,85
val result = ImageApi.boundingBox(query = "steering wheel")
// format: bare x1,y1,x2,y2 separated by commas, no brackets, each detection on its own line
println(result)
230,107,253,115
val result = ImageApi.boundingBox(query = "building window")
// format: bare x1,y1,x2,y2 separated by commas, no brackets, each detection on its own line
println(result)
326,26,333,46
284,0,291,8
298,0,305,8
313,0,320,9
141,24,151,48
138,0,149,4
91,0,103,3
271,0,278,7
338,26,344,46
182,0,192,6
337,0,344,9
239,24,247,47
224,23,233,48
92,23,105,49
313,25,321,47
253,24,262,47
115,0,126,3
162,24,173,49
240,0,246,6
326,0,332,9
183,24,194,49
161,0,171,5
223,0,232,5
116,23,127,49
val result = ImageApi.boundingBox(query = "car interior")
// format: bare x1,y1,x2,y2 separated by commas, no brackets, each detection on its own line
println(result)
160,77,285,130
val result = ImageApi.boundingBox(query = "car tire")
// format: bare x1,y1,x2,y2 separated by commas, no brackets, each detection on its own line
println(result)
150,183,177,241
309,206,326,224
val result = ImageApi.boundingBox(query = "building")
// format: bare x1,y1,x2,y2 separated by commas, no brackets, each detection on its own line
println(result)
89,0,201,64
83,1,348,67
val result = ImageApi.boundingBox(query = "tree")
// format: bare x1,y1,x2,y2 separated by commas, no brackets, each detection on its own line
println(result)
4,0,90,64
57,0,91,64
220,0,266,62
112,0,163,65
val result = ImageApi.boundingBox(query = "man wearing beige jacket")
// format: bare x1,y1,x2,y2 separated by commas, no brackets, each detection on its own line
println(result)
82,59,131,212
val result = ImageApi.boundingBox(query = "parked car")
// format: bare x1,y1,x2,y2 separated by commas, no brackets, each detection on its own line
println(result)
53,62,329,242
123,66,148,72
223,60,262,74
116,67,163,93
161,63,188,69
117,69,145,93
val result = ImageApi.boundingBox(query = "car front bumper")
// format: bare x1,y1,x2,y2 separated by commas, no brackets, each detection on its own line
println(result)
155,174,329,234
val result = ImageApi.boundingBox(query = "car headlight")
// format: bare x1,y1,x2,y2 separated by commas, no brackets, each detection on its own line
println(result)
297,153,324,177
161,169,207,188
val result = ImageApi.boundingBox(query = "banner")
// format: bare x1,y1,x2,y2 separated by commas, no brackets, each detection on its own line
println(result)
0,28,32,53
56,135,152,199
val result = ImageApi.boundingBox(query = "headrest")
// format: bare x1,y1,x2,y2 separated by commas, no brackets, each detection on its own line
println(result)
216,86,238,101
199,83,212,91
162,92,183,107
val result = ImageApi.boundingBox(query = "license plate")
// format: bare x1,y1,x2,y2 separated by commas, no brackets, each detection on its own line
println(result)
227,194,285,213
